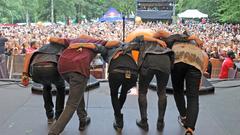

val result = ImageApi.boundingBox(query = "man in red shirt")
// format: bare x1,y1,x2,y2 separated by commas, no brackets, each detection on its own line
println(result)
48,35,119,135
219,51,236,79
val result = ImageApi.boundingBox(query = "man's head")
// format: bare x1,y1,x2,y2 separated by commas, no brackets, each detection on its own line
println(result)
30,40,39,49
227,50,235,59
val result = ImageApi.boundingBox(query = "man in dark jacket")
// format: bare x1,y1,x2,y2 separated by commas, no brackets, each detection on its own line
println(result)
103,43,138,132
124,29,173,131
22,42,67,124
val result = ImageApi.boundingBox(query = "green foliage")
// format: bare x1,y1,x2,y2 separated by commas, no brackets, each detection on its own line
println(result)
0,17,9,23
1,0,238,23
0,0,136,23
106,0,136,17
176,0,240,23
217,0,240,23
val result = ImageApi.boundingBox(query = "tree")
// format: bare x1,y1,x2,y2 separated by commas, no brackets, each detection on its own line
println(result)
1,0,238,23
176,0,240,23
217,0,240,23
106,0,136,17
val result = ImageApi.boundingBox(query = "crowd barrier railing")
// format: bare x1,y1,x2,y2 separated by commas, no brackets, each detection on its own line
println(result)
5,54,108,80
7,54,25,79
210,58,223,78
5,54,238,80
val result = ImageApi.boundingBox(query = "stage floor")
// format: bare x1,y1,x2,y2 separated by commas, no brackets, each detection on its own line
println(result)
0,80,239,135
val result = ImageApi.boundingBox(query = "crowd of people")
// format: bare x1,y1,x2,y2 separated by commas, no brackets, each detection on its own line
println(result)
1,21,240,80
1,20,240,59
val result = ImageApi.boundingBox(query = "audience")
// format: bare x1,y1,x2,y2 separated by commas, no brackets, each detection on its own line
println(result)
1,20,240,79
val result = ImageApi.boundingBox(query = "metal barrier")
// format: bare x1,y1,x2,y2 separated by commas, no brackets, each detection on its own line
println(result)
5,54,108,80
8,54,25,79
210,58,223,78
90,54,106,79
5,54,233,80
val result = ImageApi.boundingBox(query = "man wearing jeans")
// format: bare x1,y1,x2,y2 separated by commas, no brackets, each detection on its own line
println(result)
124,29,173,131
30,43,66,123
158,31,208,135
48,36,118,135
21,42,67,124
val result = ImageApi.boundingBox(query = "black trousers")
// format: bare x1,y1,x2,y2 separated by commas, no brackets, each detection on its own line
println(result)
32,63,65,119
138,68,169,122
171,62,201,130
108,72,137,117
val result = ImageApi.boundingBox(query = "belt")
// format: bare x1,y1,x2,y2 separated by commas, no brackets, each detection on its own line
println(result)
112,69,138,75
33,62,56,68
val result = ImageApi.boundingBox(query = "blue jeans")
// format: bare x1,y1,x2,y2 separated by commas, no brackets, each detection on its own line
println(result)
48,72,88,134
171,62,201,130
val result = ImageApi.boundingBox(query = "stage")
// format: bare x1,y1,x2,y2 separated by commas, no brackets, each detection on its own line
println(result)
149,76,215,94
0,80,239,135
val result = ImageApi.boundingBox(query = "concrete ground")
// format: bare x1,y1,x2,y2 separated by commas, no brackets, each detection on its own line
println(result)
0,80,240,135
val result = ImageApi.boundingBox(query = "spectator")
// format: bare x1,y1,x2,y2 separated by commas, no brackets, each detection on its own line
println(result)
219,51,236,79
0,21,240,77
0,32,8,54
0,32,9,78
26,40,39,53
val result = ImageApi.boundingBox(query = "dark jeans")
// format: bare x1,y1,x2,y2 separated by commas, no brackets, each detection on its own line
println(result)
32,63,65,119
138,68,169,123
171,62,201,130
49,72,88,134
108,72,137,117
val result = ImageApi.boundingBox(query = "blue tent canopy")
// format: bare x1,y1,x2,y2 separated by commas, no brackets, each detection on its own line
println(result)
98,7,123,22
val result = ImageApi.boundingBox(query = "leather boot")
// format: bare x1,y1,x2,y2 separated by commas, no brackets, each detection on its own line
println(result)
136,118,149,131
79,116,91,131
113,114,123,132
157,120,165,131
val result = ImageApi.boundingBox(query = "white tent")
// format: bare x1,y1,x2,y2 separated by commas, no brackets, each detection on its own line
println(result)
177,9,208,18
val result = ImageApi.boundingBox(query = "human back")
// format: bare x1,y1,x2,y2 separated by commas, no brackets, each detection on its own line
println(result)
172,42,209,73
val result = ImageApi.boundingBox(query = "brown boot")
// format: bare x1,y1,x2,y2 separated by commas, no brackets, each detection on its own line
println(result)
79,116,91,131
